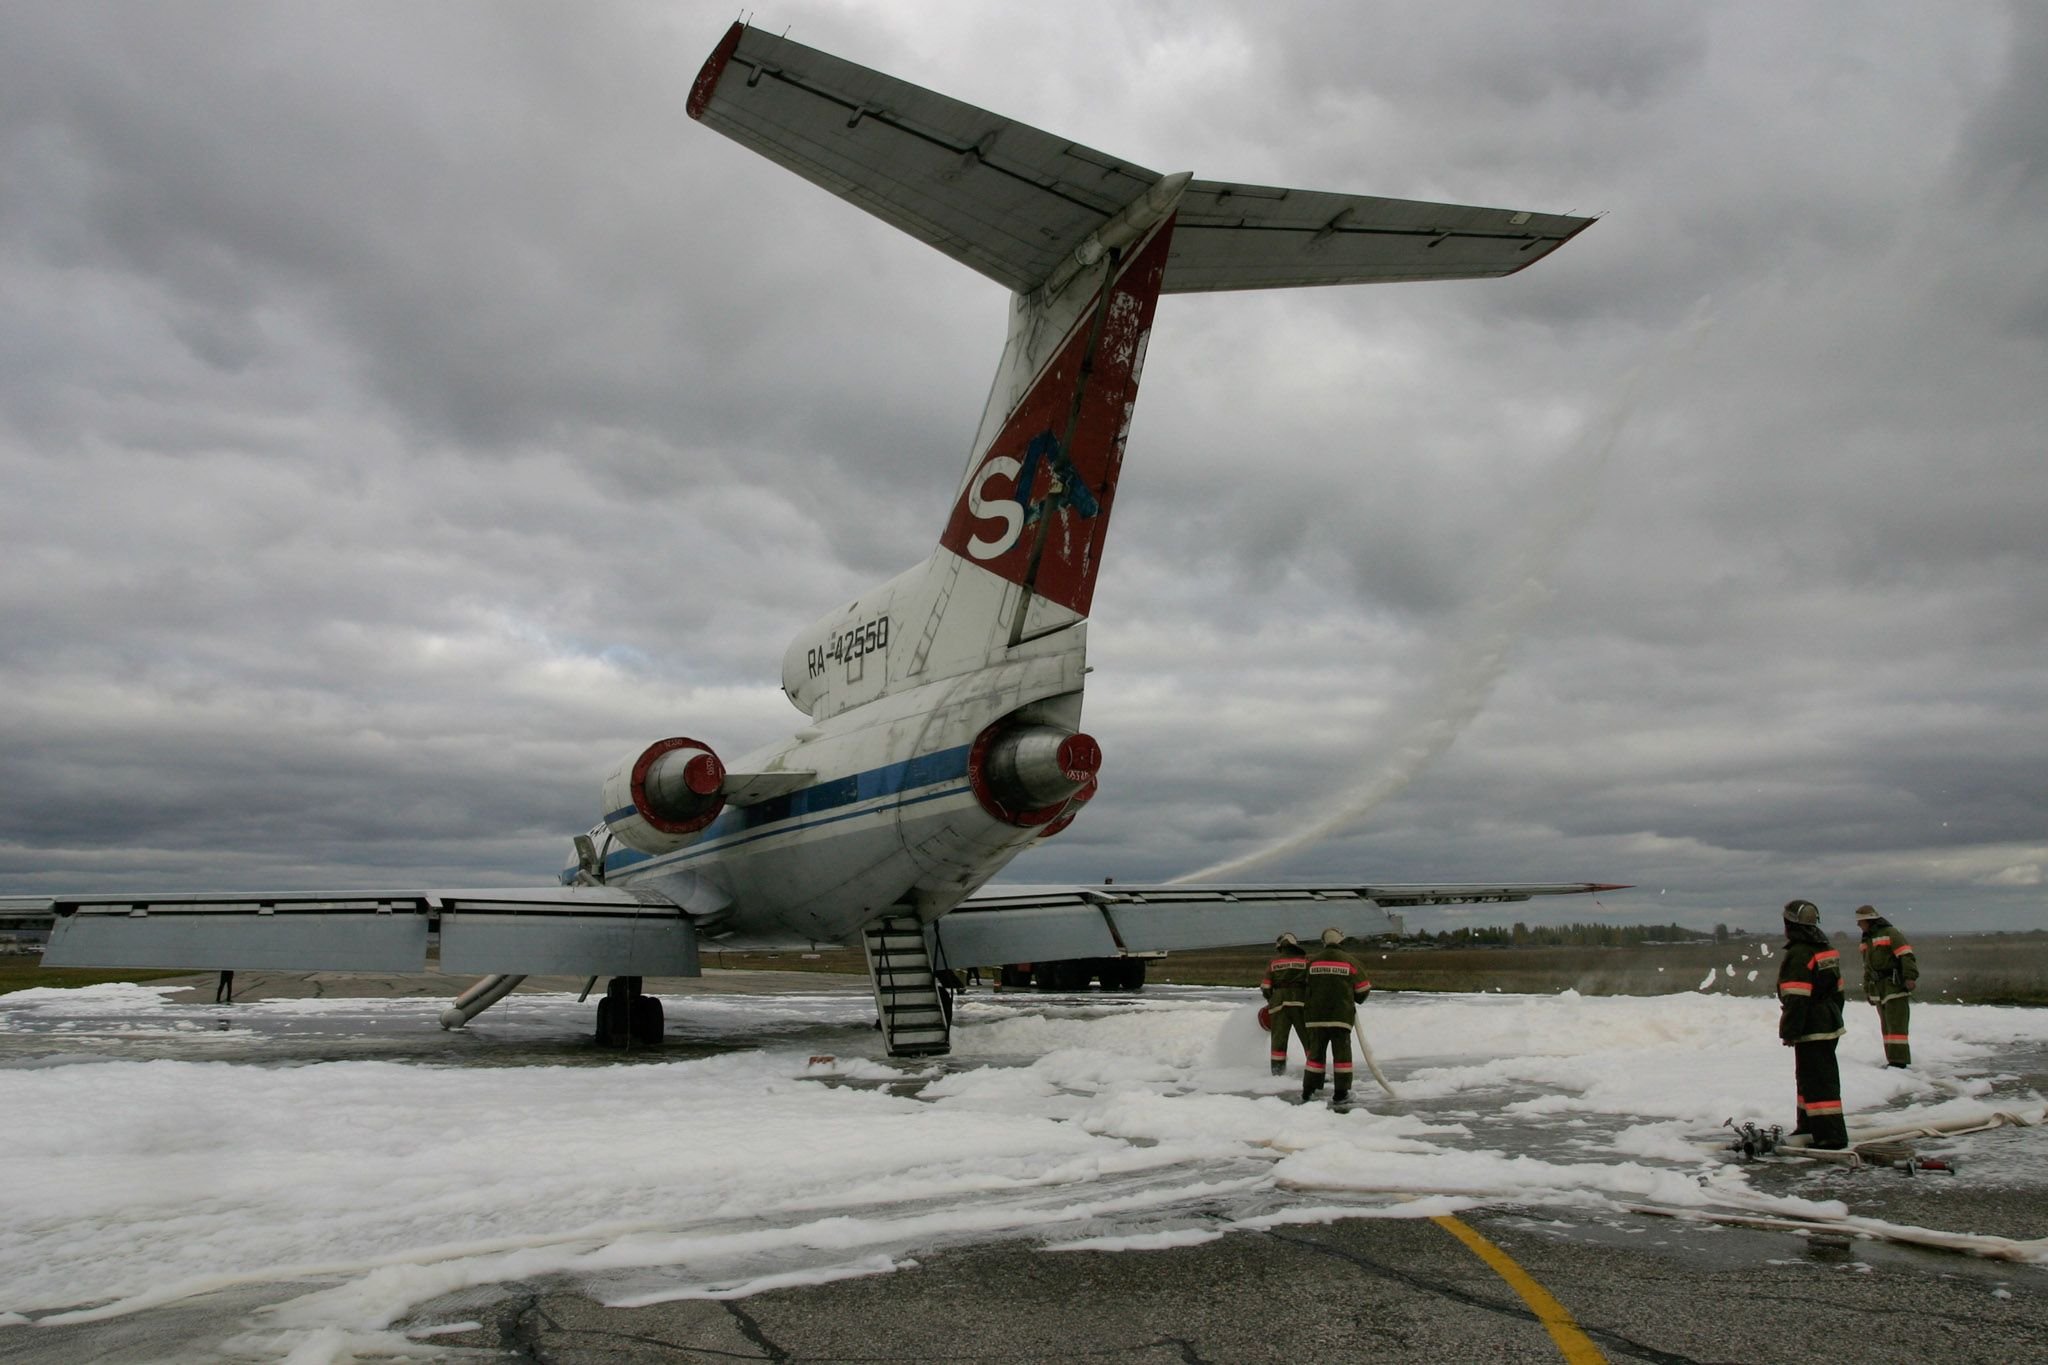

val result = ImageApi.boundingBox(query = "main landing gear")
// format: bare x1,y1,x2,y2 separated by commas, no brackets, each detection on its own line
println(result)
594,975,665,1048
441,972,666,1046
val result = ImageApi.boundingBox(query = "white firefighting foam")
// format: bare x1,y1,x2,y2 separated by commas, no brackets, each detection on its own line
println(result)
1,981,2043,1361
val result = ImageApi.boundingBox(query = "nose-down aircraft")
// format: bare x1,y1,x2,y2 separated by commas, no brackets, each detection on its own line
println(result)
33,23,1618,1056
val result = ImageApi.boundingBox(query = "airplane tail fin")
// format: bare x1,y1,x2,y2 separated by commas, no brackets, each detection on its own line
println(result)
695,23,1594,702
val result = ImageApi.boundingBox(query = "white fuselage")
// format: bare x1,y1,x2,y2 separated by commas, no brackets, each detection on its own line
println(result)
600,630,1086,946
574,177,1185,950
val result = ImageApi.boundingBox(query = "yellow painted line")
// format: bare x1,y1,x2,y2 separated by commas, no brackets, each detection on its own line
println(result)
1432,1214,1607,1364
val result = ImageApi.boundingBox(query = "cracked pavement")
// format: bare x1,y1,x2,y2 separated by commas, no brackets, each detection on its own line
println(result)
421,1210,2045,1364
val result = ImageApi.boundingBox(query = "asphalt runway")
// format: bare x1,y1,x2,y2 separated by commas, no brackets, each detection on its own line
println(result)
433,1207,2045,1365
4,970,2043,1364
16,1191,2044,1364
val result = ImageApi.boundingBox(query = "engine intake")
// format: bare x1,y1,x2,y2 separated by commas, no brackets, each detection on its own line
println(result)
968,722,1101,827
600,737,727,854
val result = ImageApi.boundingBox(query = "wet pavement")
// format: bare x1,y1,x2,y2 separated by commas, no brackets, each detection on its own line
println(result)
2,972,2043,1363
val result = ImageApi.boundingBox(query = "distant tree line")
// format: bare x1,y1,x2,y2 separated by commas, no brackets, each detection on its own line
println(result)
1407,922,1726,948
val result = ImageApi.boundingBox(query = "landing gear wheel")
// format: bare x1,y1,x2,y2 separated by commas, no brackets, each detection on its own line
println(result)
595,976,644,1048
594,996,628,1047
630,995,664,1046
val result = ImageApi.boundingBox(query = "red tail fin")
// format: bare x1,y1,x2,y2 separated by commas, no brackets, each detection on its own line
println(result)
937,221,1173,621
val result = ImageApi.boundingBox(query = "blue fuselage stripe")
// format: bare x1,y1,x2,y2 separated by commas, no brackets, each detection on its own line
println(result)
584,742,976,878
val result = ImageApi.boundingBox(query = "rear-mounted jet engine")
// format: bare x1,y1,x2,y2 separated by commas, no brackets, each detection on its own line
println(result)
968,722,1101,826
601,737,727,854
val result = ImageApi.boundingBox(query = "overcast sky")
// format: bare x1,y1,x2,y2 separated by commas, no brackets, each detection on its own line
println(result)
3,2,2043,935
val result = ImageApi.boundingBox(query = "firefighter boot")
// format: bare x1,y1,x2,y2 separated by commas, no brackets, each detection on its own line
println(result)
1331,1087,1352,1112
1271,1060,1286,1076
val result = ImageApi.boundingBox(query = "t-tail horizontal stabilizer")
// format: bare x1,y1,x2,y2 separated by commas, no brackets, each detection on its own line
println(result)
688,24,1594,297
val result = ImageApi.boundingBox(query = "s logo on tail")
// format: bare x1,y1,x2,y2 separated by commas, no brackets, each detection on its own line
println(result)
937,223,1174,619
963,430,1104,563
965,454,1025,560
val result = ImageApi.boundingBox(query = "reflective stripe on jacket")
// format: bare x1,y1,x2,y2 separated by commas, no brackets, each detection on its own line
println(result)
1859,916,1918,1004
1777,924,1847,1043
1302,949,1371,1028
1262,954,1309,1008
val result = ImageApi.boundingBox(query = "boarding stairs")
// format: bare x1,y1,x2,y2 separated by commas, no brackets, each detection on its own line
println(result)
863,915,951,1057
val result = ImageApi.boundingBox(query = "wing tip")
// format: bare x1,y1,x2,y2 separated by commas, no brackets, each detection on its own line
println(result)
688,21,746,122
1502,213,1599,276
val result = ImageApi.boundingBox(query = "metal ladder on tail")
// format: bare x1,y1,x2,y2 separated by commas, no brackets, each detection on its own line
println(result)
863,915,952,1057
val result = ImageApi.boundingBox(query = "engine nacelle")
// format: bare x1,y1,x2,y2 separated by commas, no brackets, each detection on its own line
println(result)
600,737,727,855
968,722,1102,827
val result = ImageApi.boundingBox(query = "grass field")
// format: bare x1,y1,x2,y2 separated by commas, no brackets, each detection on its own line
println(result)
705,934,2048,1005
8,933,2045,1005
0,960,189,995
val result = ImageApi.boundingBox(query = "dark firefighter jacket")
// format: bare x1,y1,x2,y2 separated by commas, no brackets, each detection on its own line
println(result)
1777,922,1847,1043
1859,915,1919,1004
1302,945,1371,1029
1262,949,1309,1010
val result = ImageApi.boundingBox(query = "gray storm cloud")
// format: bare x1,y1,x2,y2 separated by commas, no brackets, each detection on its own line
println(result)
2,2,2044,932
1170,310,1703,884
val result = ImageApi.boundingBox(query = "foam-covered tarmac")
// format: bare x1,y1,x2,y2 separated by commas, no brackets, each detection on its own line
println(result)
3,970,2043,1363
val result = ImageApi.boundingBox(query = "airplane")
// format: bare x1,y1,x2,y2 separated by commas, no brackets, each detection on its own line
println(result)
26,22,1619,1057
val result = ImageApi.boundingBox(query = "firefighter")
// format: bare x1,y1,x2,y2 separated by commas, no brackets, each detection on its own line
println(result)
1855,903,1917,1067
1261,933,1309,1075
1777,899,1849,1149
1301,927,1372,1109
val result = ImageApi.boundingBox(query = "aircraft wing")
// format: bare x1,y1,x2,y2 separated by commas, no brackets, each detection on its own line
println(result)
0,897,53,935
688,23,1593,297
1167,180,1594,292
34,887,697,977
929,881,1626,969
